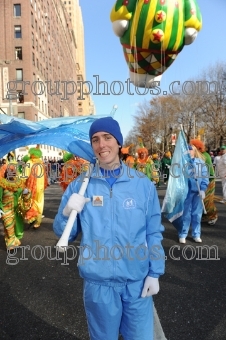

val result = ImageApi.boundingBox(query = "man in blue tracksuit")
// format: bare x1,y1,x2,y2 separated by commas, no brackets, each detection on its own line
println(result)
53,117,165,340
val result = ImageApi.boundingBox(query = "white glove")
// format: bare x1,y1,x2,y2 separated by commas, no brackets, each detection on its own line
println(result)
199,190,205,200
0,209,5,218
63,193,90,216
141,277,159,298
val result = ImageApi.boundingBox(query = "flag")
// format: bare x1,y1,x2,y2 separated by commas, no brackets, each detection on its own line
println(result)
161,130,191,232
0,114,108,162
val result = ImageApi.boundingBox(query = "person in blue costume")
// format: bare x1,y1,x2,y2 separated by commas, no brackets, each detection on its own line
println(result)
178,144,209,244
53,117,165,340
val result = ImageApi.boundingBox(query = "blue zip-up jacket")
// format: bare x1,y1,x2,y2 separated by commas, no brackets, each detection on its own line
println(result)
53,162,165,283
186,157,209,193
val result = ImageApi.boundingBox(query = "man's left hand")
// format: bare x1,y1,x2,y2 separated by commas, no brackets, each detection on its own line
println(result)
141,277,159,298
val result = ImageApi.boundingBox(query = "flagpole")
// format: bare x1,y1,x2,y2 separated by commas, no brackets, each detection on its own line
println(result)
56,162,95,252
194,177,207,214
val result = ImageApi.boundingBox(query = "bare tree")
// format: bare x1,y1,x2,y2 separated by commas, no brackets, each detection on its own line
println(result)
125,61,226,151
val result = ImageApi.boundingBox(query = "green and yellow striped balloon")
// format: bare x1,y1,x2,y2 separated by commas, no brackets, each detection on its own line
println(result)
110,0,202,84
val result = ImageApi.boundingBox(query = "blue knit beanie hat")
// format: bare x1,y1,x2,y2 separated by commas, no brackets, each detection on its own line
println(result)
89,117,123,146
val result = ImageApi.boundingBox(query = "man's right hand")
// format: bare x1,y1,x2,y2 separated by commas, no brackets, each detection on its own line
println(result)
63,193,90,217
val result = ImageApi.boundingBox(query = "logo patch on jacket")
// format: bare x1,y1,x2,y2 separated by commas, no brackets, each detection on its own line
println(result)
92,196,103,206
123,198,136,209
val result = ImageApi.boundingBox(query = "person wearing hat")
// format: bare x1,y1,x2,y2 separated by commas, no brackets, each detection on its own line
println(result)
0,164,25,249
217,145,226,204
134,140,158,184
152,153,161,187
190,139,218,224
24,146,48,228
161,151,172,185
59,152,86,192
178,144,209,244
53,116,165,340
0,152,16,178
120,144,135,168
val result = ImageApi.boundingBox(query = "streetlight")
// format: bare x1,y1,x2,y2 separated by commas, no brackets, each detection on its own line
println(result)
3,92,23,116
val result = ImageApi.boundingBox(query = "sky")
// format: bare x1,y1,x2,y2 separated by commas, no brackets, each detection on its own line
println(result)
79,0,226,141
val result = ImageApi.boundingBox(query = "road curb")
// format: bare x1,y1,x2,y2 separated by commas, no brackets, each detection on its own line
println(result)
154,304,167,340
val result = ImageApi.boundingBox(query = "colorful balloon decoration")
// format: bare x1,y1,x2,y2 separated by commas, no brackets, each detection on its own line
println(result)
110,0,202,88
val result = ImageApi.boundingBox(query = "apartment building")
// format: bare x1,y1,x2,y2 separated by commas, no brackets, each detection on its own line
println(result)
0,0,93,159
62,0,95,115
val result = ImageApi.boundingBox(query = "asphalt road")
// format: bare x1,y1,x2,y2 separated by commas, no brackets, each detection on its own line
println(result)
0,181,225,340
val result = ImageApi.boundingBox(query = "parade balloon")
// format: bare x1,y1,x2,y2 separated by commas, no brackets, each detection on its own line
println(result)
110,0,202,88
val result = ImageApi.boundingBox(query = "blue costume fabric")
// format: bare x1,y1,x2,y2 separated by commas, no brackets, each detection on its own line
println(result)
53,161,165,339
179,157,209,239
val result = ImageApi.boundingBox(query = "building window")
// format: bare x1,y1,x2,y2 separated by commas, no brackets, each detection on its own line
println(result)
14,25,22,38
14,4,21,17
18,112,25,119
15,47,22,60
16,69,23,81
32,52,35,65
17,91,24,103
32,32,34,47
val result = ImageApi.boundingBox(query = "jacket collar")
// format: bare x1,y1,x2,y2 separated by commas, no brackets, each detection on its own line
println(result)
91,161,130,183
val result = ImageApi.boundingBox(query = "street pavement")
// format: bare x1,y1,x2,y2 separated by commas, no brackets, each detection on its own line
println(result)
0,181,225,340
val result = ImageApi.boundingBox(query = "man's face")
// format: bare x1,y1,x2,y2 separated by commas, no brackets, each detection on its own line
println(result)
91,132,120,169
139,152,144,159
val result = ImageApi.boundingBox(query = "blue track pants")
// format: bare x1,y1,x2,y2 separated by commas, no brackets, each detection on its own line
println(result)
83,279,153,340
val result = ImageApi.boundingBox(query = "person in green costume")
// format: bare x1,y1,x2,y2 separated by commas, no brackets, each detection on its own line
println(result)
161,151,172,185
134,141,158,183
190,139,218,225
0,165,25,249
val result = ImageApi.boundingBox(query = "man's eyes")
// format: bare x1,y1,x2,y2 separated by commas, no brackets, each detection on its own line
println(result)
92,135,112,143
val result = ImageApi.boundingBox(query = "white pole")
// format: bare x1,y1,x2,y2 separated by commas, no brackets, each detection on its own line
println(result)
56,162,94,252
